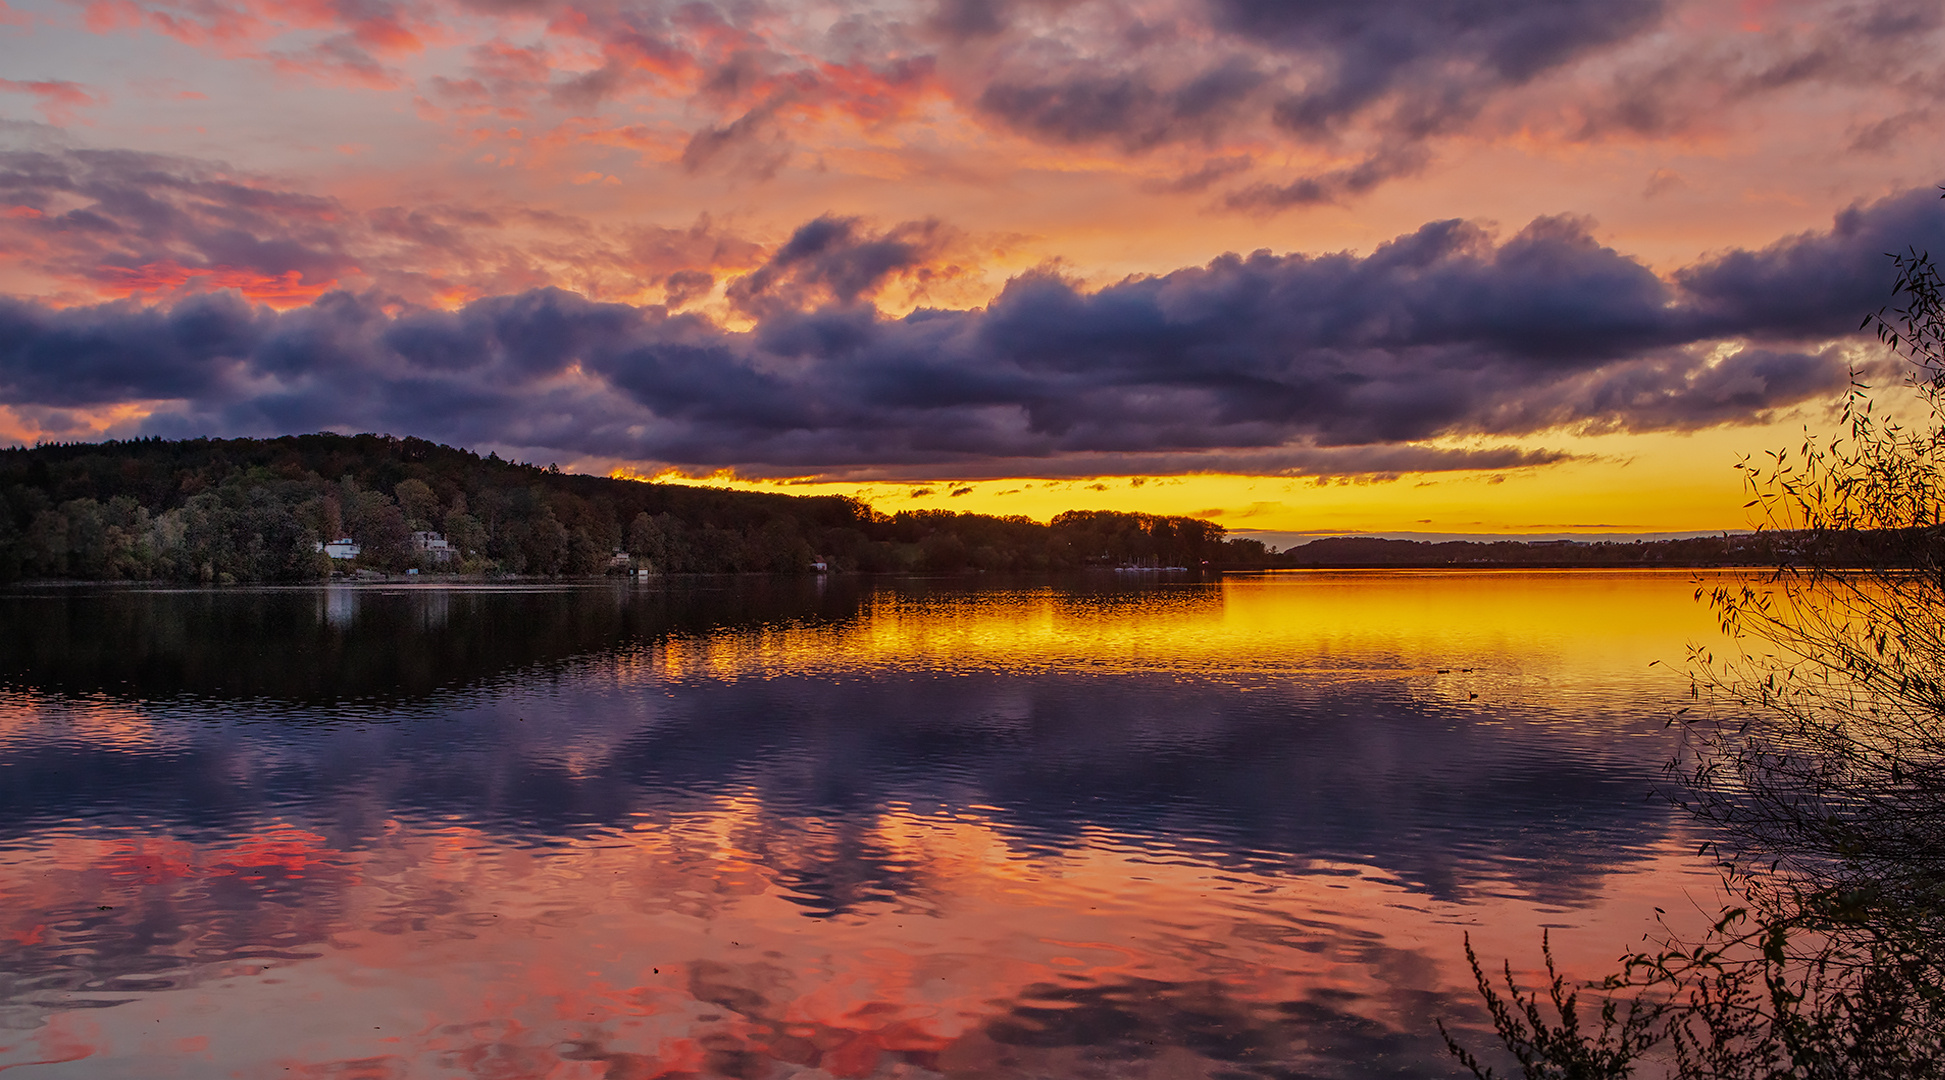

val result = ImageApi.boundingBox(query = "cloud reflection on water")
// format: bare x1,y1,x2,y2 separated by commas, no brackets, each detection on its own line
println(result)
0,573,1733,1077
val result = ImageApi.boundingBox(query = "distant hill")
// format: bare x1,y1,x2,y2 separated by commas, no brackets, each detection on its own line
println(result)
0,434,1254,582
1271,533,1785,568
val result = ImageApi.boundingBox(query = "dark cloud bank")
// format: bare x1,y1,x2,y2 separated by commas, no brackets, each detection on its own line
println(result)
973,0,1663,204
5,187,1941,479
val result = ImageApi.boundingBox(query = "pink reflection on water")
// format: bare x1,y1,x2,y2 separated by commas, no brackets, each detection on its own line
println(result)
0,802,1720,1078
0,573,1746,1077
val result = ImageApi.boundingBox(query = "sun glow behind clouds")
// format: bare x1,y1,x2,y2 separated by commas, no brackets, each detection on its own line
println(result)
0,400,168,446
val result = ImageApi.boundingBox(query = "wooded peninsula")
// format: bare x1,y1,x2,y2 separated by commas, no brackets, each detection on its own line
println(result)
0,434,1786,582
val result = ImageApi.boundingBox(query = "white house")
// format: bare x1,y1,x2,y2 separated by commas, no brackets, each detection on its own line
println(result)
321,538,360,560
411,531,456,563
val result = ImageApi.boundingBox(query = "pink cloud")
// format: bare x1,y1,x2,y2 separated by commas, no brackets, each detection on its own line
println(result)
18,0,1945,269
76,0,439,89
0,78,105,124
0,143,777,308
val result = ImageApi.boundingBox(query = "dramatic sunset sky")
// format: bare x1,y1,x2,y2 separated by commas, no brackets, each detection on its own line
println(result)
2,0,1943,538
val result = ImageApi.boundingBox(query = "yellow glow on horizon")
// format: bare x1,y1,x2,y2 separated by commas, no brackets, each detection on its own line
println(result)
602,415,1844,538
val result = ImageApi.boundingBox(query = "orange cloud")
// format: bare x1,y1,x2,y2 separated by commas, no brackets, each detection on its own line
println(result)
95,261,344,307
0,401,164,446
802,59,940,127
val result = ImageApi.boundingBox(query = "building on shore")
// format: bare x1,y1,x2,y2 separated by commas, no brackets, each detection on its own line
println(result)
410,531,456,563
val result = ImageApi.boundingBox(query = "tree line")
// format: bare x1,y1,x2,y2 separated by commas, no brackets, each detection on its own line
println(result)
0,434,1262,582
1273,534,1789,568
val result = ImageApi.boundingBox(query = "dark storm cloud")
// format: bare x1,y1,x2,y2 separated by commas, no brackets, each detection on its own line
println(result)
1216,0,1662,135
1470,346,1854,436
1141,155,1254,196
775,443,1572,484
1222,146,1430,211
954,0,1667,201
1678,186,1945,341
725,215,961,313
679,99,792,177
1213,0,1654,78
9,189,1937,476
928,0,1007,39
931,0,1945,209
662,269,715,307
976,61,1269,154
0,291,270,406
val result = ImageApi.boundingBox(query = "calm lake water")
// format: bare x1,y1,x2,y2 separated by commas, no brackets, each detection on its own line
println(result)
0,572,1737,1079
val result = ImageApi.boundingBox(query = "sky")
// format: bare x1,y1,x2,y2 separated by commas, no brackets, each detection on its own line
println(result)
2,0,1944,537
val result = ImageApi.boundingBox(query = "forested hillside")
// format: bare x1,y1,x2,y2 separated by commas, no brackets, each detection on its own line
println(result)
0,434,1258,582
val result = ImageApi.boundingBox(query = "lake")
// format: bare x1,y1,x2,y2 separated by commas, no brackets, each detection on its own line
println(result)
0,571,1737,1078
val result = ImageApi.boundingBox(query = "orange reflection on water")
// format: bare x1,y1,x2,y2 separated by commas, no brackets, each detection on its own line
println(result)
0,691,173,755
642,570,1738,688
